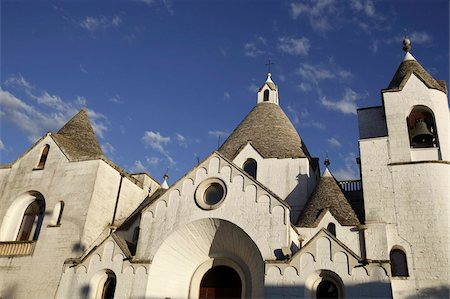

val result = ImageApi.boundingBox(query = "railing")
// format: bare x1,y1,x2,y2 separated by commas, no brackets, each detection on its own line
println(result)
0,241,35,257
339,180,362,191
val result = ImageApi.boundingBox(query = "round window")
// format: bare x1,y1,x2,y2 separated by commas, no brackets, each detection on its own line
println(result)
195,178,227,210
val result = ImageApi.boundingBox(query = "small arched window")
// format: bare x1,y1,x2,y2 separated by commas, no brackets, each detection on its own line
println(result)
50,201,64,226
36,144,50,169
390,248,409,277
17,199,45,241
263,89,269,101
327,223,336,237
407,106,438,148
243,158,257,179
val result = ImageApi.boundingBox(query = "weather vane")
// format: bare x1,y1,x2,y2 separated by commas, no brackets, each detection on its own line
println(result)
265,59,274,73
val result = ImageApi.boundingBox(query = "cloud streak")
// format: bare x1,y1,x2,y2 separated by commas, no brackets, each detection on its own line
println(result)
278,37,310,56
1,75,108,141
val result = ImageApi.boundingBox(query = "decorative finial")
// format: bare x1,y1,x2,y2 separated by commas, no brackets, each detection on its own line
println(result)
265,59,274,73
161,172,169,189
324,155,330,167
403,37,411,53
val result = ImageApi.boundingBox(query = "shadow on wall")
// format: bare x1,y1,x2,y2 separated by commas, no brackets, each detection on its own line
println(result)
265,281,392,298
1,283,18,298
80,284,90,298
285,173,309,223
406,286,450,299
72,242,86,253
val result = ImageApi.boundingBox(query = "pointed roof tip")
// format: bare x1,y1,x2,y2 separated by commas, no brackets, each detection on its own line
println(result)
385,39,447,94
266,72,274,83
161,173,169,189
402,52,416,62
52,108,104,161
323,167,332,177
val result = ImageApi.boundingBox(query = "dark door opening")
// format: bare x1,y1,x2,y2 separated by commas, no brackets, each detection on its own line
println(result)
316,280,339,298
199,265,242,299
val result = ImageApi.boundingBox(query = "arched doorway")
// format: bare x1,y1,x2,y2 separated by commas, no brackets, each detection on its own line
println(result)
199,265,242,299
316,280,339,298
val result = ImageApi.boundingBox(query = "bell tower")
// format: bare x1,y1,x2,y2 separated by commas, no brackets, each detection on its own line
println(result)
257,72,279,105
357,39,450,298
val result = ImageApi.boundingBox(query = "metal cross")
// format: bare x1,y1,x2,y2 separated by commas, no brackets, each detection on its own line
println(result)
265,59,274,73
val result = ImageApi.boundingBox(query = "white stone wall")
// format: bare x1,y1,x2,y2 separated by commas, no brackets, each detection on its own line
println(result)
0,136,99,298
265,230,392,298
296,211,362,257
233,144,317,222
0,136,149,299
56,238,148,299
135,153,291,297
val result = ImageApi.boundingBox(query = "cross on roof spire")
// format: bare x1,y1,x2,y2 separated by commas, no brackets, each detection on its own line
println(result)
265,59,274,73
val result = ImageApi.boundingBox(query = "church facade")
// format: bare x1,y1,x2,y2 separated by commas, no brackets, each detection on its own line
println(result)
0,42,448,298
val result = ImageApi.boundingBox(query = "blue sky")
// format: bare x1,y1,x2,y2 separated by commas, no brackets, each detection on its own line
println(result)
1,0,449,183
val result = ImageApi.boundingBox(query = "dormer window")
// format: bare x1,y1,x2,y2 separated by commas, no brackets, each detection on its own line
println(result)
263,90,269,101
243,158,257,179
407,106,438,148
36,144,50,169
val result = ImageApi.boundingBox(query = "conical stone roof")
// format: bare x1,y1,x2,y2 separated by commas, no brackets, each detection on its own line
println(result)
218,103,310,160
52,109,104,161
385,57,447,93
297,168,360,227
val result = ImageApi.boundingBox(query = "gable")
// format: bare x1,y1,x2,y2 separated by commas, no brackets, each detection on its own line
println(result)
136,151,291,260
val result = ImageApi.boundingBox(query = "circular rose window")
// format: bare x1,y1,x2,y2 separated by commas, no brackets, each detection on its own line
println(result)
195,178,227,210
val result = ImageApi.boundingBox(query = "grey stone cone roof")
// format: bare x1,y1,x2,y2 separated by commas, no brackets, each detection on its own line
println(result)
385,59,447,94
52,109,104,161
218,103,310,160
297,169,360,227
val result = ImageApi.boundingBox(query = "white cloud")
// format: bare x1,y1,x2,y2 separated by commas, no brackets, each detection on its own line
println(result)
208,130,229,139
248,83,259,93
146,156,160,166
175,133,187,148
4,74,33,89
320,88,362,115
79,64,88,74
409,31,433,44
296,61,352,89
244,36,267,58
142,131,171,153
333,152,359,180
101,142,116,155
297,63,334,84
328,137,342,148
223,91,231,100
79,15,122,32
299,82,312,92
278,37,310,56
350,0,377,18
109,95,123,104
290,0,337,31
131,160,148,173
0,139,5,151
286,106,326,130
385,31,433,46
286,105,300,124
1,75,109,142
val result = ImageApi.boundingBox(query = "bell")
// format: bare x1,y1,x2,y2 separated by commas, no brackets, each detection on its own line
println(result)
411,119,433,146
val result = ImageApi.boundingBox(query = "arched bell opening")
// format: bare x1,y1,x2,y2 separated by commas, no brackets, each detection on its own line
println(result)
407,105,438,148
199,265,242,299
